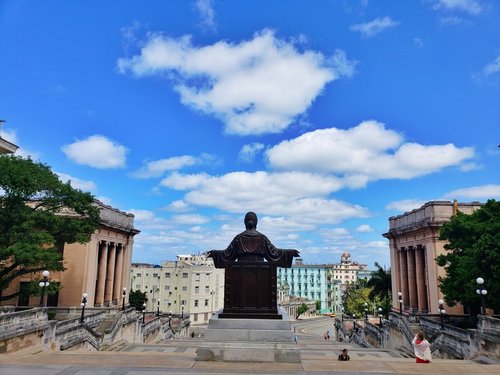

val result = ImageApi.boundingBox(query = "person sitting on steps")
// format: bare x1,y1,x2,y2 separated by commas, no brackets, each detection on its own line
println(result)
338,348,350,361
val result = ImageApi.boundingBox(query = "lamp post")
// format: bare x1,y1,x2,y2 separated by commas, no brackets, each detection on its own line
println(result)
80,293,88,323
363,302,368,321
438,299,445,330
142,302,147,322
378,307,383,327
156,300,160,317
38,270,50,307
398,291,403,315
181,305,184,319
352,313,357,333
476,277,487,315
122,288,127,311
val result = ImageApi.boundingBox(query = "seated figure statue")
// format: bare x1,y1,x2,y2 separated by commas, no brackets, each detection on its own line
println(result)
207,211,300,268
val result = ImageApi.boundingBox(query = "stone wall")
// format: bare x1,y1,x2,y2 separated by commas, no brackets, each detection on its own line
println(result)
0,307,177,353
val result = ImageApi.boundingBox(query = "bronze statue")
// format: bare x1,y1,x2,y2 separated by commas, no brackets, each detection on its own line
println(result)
207,212,300,268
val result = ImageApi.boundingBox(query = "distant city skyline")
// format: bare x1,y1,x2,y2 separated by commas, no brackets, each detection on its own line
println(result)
1,1,499,269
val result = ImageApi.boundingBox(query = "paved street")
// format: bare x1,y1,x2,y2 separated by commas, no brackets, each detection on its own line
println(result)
1,318,499,375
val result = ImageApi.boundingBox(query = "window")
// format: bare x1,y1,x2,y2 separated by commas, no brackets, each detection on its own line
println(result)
136,273,141,277
164,285,170,291
194,300,199,307
195,286,199,294
182,273,188,278
193,313,198,322
195,273,200,282
153,273,158,278
136,284,141,289
205,273,210,281
165,273,171,278
182,286,187,291
181,300,186,305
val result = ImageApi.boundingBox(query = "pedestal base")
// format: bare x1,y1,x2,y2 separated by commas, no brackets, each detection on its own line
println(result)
196,308,300,363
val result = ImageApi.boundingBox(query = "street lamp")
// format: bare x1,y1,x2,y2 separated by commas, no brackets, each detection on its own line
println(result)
476,277,487,315
80,293,88,323
38,270,50,307
352,313,357,332
156,300,160,317
378,307,383,327
363,302,368,321
438,299,445,330
122,288,127,311
398,291,403,315
142,302,147,322
181,305,184,319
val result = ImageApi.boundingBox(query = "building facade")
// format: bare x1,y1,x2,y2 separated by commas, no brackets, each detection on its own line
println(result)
0,121,19,154
329,252,368,288
2,200,139,308
130,254,224,324
383,200,483,315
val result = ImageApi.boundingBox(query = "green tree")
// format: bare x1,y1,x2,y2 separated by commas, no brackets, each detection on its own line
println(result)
343,284,371,317
367,262,392,311
436,199,500,314
295,303,309,319
129,289,148,310
0,155,100,301
315,299,321,311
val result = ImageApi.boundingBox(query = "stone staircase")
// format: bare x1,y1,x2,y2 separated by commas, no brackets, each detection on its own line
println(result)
95,314,117,335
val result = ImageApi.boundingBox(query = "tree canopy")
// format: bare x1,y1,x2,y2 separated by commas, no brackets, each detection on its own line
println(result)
367,262,392,313
295,303,309,319
0,155,100,301
436,199,500,314
129,289,148,310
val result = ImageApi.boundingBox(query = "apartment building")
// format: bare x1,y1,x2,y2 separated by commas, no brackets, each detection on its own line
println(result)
130,254,224,324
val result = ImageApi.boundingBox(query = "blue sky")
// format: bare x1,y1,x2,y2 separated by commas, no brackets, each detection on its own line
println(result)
1,0,499,269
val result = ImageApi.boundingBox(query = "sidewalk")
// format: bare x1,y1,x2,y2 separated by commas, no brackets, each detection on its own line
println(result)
0,338,499,375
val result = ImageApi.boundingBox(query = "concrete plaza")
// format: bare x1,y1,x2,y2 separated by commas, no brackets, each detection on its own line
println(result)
1,334,499,375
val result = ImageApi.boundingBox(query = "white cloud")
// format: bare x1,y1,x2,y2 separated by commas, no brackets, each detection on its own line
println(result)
62,135,127,169
165,199,192,212
385,199,427,213
238,143,265,162
117,29,355,135
350,17,399,38
482,55,500,77
266,120,474,181
194,0,216,32
439,16,472,26
171,213,210,225
329,49,357,78
56,172,97,192
132,155,199,178
413,38,424,48
356,224,373,232
433,0,482,15
444,184,500,200
160,170,369,224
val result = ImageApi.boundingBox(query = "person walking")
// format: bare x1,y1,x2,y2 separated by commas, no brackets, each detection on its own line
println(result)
411,332,432,363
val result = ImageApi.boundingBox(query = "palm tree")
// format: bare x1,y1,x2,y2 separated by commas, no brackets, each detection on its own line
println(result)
367,262,392,310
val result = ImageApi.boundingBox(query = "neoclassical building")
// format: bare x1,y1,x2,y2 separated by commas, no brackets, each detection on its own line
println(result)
0,122,19,154
383,201,482,315
2,201,140,308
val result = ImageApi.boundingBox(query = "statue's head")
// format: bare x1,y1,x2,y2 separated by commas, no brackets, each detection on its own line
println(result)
244,211,258,230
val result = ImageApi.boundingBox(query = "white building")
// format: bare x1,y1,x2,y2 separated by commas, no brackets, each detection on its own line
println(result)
130,254,224,324
330,252,368,288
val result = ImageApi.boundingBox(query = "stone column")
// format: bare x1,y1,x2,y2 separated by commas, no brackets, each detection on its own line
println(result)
415,245,428,312
399,249,408,309
113,244,124,304
104,242,116,306
95,241,108,306
407,247,417,312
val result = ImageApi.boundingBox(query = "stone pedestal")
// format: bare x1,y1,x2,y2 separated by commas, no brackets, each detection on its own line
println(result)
196,308,300,363
220,261,281,319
